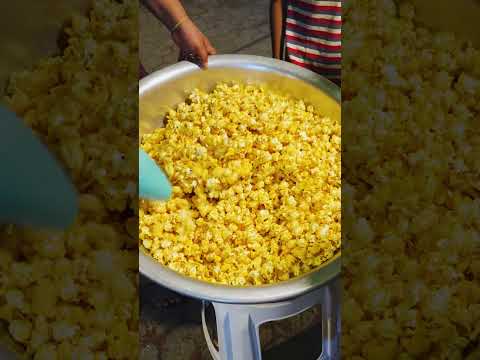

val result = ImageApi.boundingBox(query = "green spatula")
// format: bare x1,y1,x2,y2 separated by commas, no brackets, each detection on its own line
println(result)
139,148,172,200
0,106,77,229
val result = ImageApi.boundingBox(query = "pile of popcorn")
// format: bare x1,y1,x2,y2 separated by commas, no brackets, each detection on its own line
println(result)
140,83,341,286
342,0,480,359
0,1,138,358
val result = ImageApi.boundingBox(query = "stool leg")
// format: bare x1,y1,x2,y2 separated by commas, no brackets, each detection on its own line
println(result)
319,278,341,360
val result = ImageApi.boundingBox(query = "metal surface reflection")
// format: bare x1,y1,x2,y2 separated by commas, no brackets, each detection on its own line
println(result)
139,54,341,304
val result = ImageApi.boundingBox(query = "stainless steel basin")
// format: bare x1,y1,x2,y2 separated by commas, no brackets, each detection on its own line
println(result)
139,54,341,304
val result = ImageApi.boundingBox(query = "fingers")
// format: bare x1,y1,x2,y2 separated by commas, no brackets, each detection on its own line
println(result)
179,48,207,68
190,36,215,69
204,37,217,55
196,44,209,69
180,45,209,68
174,26,215,68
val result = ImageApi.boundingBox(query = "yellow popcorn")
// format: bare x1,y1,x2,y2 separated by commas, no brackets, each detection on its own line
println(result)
140,83,341,285
0,0,138,358
343,0,480,358
343,298,364,325
30,316,49,351
362,339,397,360
34,344,57,360
9,319,32,343
51,321,78,342
31,279,57,318
4,289,28,312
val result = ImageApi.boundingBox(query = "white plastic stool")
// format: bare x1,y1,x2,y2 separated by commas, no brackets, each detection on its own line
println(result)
202,277,341,360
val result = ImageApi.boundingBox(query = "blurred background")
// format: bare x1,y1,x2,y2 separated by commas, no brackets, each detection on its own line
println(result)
0,1,89,93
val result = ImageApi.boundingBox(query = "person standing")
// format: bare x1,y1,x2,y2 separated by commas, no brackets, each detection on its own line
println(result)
271,0,341,85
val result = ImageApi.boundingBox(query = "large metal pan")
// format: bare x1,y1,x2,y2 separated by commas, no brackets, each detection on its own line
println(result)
139,54,341,304
139,54,341,360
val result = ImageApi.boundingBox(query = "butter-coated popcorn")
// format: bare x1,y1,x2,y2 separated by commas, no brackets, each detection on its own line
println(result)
0,0,138,358
343,0,480,358
9,319,32,343
140,83,341,285
34,343,57,360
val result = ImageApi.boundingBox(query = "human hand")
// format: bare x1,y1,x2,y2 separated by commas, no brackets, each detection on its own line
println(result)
139,148,172,200
0,106,77,229
171,18,216,68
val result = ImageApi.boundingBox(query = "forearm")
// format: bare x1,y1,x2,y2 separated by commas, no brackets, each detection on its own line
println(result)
141,0,216,68
141,0,189,31
270,0,284,59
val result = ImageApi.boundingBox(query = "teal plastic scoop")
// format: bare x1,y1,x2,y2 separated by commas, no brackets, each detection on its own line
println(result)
139,148,172,200
0,106,78,229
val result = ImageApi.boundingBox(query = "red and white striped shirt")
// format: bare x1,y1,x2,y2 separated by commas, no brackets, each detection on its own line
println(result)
285,0,341,84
